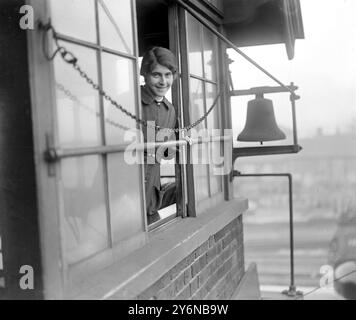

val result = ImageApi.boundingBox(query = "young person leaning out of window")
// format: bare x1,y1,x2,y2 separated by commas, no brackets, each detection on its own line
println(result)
140,47,178,224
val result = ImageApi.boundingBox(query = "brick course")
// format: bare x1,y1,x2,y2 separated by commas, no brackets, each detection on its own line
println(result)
136,215,244,300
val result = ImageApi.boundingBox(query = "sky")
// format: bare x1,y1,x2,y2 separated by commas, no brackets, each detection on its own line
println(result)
229,0,356,139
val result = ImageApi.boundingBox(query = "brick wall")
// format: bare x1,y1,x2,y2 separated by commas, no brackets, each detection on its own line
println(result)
136,215,244,300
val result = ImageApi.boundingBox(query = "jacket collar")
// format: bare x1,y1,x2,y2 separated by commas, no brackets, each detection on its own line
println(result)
141,85,170,109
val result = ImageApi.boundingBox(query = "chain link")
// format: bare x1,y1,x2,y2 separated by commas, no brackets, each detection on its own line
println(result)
40,22,222,135
56,83,131,131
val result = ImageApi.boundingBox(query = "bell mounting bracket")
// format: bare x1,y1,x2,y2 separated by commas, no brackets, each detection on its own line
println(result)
230,83,302,182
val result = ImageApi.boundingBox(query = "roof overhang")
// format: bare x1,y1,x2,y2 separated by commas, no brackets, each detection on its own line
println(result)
222,0,304,59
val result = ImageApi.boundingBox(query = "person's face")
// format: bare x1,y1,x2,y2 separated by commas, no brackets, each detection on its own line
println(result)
145,64,174,98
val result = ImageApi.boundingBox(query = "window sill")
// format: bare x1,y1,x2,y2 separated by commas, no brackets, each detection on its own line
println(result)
72,197,248,300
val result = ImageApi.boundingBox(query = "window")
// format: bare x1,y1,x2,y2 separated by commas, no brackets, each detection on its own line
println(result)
136,0,185,228
185,12,226,215
49,0,144,266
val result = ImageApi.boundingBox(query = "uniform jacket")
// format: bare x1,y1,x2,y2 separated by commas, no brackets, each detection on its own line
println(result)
141,85,176,216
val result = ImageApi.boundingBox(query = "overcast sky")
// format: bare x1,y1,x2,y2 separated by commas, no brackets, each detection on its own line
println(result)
229,0,356,139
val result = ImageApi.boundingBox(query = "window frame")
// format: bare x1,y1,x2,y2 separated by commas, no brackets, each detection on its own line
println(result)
28,0,150,298
52,0,146,265
179,8,228,217
137,0,188,230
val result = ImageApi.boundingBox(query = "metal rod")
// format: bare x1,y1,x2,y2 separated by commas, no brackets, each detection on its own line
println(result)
233,171,299,295
176,0,298,97
45,140,189,162
290,82,299,146
189,73,218,85
230,85,299,97
287,173,295,289
45,135,232,162
232,145,302,164
234,172,289,178
228,70,234,91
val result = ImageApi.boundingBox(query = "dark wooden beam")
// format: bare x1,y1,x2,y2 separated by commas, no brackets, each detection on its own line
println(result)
0,0,43,299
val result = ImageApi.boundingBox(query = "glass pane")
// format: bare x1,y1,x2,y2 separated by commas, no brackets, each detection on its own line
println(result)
192,144,209,202
187,13,203,77
107,153,143,243
189,78,209,202
209,141,223,195
203,28,218,81
206,84,222,196
101,53,137,144
49,0,96,43
205,83,220,132
98,0,134,54
189,78,205,131
53,43,102,148
61,156,108,265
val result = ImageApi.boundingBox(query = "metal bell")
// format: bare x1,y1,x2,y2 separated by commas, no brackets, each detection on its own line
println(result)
237,96,286,142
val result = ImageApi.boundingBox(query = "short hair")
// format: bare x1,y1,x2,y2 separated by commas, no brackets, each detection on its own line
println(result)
140,47,178,77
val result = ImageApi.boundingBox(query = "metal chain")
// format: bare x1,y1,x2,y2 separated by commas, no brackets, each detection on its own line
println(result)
40,22,222,135
56,83,131,132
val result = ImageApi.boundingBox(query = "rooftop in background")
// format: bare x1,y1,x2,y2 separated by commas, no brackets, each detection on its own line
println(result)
298,130,356,158
236,130,356,164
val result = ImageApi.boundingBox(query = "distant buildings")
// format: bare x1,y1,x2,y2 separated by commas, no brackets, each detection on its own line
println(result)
235,130,356,218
